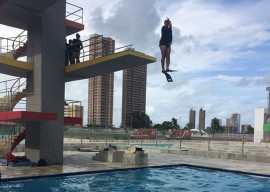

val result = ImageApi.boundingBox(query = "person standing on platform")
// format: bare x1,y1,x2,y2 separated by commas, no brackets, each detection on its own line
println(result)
67,39,75,64
73,33,83,63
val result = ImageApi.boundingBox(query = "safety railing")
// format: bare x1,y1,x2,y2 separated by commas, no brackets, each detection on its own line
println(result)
0,77,43,112
66,2,83,24
6,123,25,143
12,30,27,53
0,78,26,98
0,31,31,62
65,34,133,65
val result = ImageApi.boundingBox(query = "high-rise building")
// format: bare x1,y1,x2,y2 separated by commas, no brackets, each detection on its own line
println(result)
65,105,84,127
88,34,115,127
189,108,196,129
121,64,147,127
226,113,241,133
65,105,83,118
242,124,251,133
199,108,205,130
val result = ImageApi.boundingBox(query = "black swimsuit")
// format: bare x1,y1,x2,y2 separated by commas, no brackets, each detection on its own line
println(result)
159,26,172,47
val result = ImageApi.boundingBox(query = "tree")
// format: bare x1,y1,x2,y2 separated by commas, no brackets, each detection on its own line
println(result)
153,123,162,130
171,117,179,128
127,112,152,128
246,125,254,134
184,122,194,130
161,121,173,130
210,118,224,134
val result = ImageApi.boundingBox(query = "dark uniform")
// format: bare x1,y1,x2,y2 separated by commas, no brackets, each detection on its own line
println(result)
73,33,83,63
159,26,172,47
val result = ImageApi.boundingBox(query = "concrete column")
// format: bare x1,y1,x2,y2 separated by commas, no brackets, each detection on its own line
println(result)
254,108,265,143
25,0,66,164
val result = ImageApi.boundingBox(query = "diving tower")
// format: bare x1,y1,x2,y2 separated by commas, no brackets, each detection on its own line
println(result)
0,0,156,165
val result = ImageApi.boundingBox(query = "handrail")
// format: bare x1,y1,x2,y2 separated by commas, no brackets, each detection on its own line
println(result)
0,77,27,111
0,36,28,60
66,34,134,64
12,30,27,51
66,2,83,24
9,77,27,109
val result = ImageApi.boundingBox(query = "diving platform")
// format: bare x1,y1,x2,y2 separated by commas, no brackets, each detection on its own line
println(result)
0,50,156,80
0,111,82,124
0,111,57,122
65,50,156,82
0,56,33,77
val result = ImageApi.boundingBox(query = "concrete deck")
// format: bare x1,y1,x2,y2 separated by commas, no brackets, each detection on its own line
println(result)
1,151,270,180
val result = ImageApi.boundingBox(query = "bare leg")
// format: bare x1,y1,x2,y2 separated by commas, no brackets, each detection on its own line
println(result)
165,46,171,71
159,45,167,72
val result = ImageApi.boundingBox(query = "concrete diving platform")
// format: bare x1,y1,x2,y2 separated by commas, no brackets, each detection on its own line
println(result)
0,56,33,77
0,111,57,122
65,50,156,82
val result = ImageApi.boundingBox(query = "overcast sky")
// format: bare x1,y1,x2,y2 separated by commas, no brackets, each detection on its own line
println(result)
1,0,270,128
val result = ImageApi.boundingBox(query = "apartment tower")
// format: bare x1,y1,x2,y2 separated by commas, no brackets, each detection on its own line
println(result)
189,108,196,129
65,105,84,127
199,108,205,130
226,113,241,133
88,34,115,127
121,64,147,127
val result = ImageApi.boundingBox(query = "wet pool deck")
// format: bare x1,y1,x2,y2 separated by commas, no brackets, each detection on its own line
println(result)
1,151,270,180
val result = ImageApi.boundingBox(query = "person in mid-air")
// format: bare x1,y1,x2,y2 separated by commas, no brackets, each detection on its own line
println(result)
159,18,172,73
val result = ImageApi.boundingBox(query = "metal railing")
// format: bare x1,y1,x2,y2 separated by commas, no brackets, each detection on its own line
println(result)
0,77,43,112
12,30,27,52
0,31,31,62
0,78,26,98
66,2,83,24
66,34,133,65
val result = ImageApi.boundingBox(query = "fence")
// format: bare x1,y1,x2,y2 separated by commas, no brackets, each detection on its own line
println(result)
64,127,254,146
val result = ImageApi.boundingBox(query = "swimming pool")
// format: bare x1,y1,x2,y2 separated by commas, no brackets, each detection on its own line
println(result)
1,166,270,192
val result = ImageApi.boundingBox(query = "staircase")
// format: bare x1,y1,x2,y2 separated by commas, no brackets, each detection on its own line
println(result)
0,89,27,112
0,126,25,157
0,30,27,60
0,78,27,157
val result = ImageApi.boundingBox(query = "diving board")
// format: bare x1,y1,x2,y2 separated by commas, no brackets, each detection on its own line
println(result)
0,56,33,77
66,19,84,36
0,111,57,122
65,50,156,82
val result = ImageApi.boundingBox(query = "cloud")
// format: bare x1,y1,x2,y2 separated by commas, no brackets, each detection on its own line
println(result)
212,74,270,87
89,0,161,51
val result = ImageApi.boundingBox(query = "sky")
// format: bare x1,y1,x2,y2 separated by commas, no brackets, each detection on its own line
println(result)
1,0,270,128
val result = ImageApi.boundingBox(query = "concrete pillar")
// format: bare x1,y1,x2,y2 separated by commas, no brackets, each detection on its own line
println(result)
254,108,266,143
25,0,66,164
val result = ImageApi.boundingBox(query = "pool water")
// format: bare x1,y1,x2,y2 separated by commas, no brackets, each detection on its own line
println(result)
1,166,270,192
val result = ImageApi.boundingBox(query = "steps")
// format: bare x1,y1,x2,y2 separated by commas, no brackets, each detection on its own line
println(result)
10,129,25,152
0,89,27,112
13,43,27,60
0,128,25,157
